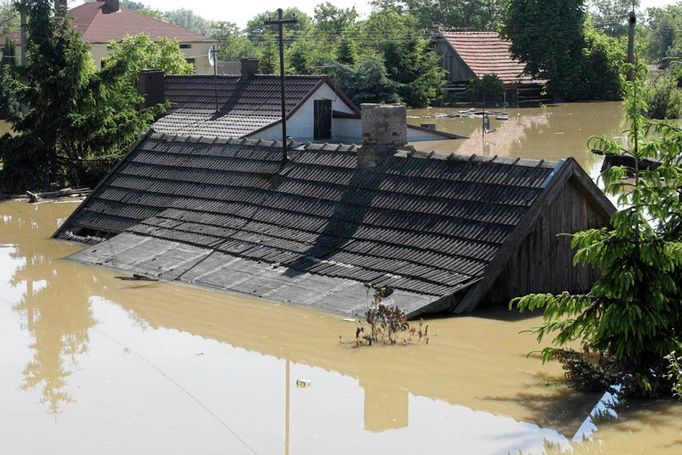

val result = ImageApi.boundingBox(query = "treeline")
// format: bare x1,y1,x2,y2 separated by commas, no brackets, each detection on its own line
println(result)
120,0,645,104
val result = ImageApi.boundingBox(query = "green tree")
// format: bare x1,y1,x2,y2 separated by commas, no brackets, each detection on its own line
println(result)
336,33,359,65
209,21,254,61
258,42,277,75
0,1,163,192
644,74,682,119
572,26,626,100
512,65,682,398
246,8,311,46
120,0,145,11
589,0,638,37
503,0,587,100
0,37,16,118
314,2,358,33
467,74,505,106
0,0,18,35
103,34,194,83
329,55,400,105
362,9,444,107
162,8,210,35
645,4,682,61
371,0,509,31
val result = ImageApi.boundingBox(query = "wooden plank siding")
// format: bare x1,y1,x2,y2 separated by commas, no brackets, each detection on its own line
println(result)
481,177,609,307
434,40,476,83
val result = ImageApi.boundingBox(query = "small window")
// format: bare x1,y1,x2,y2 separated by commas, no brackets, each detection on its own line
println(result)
180,43,192,49
185,58,196,67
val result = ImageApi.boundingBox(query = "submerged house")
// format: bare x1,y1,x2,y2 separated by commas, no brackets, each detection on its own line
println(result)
433,31,546,102
55,105,615,316
141,59,461,144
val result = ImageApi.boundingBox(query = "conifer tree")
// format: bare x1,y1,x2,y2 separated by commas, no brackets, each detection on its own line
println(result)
513,64,682,397
0,0,164,191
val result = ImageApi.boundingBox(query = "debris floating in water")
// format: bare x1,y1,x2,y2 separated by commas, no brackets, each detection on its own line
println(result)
296,379,312,388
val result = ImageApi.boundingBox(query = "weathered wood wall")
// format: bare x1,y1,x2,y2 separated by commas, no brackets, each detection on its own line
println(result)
434,40,476,83
482,177,610,307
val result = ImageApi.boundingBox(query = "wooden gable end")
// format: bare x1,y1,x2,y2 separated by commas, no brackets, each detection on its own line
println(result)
481,176,612,308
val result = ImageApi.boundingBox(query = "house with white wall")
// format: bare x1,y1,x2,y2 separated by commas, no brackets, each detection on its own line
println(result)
147,59,463,144
0,0,216,75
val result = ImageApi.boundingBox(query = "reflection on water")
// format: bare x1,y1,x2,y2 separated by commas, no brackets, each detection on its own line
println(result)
0,201,680,454
409,102,627,178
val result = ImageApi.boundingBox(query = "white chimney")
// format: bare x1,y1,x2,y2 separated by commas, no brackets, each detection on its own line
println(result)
357,104,408,168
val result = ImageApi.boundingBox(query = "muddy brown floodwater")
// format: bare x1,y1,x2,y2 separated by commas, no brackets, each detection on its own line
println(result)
1,201,680,454
408,102,629,180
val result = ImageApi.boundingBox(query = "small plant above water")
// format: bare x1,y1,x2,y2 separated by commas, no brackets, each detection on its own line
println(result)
351,285,429,347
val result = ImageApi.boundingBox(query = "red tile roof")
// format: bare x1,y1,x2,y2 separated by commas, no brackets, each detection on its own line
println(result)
1,1,214,45
441,31,538,85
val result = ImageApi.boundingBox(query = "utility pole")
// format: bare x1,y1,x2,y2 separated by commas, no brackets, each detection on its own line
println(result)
627,1,636,80
265,8,297,164
19,0,26,66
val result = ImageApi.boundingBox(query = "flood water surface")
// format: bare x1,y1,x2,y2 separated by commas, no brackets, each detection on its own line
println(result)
1,201,680,454
409,102,627,178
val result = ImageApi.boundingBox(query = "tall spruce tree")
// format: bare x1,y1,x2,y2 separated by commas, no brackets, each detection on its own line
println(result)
0,0,163,191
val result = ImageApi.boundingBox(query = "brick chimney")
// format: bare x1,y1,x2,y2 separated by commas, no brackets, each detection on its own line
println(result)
137,70,165,110
104,0,120,13
357,104,408,168
240,58,259,82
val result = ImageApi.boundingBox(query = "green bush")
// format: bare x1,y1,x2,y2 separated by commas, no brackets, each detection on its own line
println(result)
644,75,682,120
466,74,505,106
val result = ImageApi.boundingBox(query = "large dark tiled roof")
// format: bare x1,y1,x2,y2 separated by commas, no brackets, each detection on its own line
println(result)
58,134,561,314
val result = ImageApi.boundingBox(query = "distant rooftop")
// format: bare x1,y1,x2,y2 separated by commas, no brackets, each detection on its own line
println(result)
439,31,538,85
0,0,214,45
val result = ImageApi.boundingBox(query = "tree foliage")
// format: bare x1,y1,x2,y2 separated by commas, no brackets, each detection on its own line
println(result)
644,73,682,120
0,0,164,192
104,34,194,84
503,0,588,100
329,55,400,105
370,0,509,31
512,65,682,398
645,3,682,61
466,74,504,105
0,0,18,35
209,21,254,62
0,37,16,118
589,0,637,37
503,0,625,101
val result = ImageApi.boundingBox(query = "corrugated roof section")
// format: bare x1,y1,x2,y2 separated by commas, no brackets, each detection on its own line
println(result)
58,134,558,306
441,31,539,85
154,75,328,138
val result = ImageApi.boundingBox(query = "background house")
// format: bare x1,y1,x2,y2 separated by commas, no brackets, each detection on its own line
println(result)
0,0,216,74
142,59,462,143
434,31,547,104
